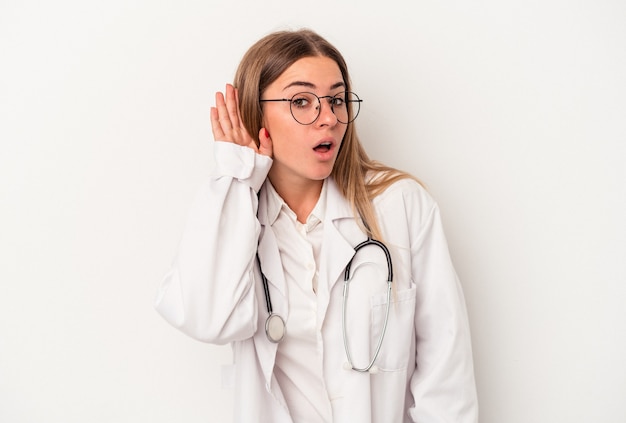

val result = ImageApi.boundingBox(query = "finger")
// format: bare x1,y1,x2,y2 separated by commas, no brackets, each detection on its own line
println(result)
234,87,245,130
210,107,224,141
225,84,240,129
215,91,233,132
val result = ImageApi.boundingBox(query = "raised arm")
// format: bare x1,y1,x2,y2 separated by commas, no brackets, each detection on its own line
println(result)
155,84,274,344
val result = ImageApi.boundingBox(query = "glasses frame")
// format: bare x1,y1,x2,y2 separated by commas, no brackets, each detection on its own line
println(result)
260,91,362,125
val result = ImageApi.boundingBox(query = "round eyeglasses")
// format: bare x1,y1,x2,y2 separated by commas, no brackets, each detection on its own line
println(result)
260,91,362,125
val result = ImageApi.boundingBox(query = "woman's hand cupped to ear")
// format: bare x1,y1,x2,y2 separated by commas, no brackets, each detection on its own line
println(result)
210,84,272,157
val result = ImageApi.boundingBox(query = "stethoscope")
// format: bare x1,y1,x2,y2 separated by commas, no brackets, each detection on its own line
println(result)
257,237,393,373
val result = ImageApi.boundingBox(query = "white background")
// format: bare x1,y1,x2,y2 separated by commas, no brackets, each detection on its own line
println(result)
1,0,625,422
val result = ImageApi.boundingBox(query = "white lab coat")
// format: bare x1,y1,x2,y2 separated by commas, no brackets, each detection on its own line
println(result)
155,141,478,422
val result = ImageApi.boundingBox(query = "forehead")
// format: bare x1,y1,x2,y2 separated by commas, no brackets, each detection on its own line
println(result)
269,56,344,92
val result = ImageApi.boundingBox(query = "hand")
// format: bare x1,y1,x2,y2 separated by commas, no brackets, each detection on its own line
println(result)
210,84,272,157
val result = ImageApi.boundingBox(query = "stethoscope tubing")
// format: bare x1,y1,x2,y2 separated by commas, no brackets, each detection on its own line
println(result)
257,236,394,369
342,238,393,372
342,279,392,372
343,238,393,282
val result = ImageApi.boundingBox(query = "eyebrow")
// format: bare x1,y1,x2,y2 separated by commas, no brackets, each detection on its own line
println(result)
283,81,346,91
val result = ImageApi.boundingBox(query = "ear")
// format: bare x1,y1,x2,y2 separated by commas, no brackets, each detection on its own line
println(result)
257,127,273,158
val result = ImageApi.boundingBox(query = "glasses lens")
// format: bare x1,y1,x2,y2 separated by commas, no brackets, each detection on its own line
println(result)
289,92,318,125
335,92,360,124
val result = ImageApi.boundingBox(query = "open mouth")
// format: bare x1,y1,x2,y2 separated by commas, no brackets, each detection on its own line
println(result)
313,142,332,152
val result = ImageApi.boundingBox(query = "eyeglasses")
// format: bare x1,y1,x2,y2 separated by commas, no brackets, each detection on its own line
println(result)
260,91,362,125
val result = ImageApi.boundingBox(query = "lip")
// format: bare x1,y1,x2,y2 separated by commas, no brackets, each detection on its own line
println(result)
312,138,337,160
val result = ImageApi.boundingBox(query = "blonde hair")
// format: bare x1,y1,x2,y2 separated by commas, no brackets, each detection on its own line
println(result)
234,29,420,240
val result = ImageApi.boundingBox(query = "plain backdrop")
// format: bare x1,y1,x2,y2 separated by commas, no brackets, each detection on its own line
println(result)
1,0,625,422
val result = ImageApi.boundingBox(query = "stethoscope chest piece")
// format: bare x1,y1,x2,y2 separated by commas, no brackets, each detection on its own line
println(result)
257,255,286,343
265,313,286,343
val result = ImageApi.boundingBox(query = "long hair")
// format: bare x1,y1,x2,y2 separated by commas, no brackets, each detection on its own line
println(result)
234,29,419,240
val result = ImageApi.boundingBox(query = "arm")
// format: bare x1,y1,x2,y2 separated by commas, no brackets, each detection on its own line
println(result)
155,142,272,344
406,190,479,422
155,84,274,344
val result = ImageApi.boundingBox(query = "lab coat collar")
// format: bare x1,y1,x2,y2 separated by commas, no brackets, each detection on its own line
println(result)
257,188,287,300
263,181,283,227
318,178,361,315
324,176,353,222
256,177,360,299
255,189,285,394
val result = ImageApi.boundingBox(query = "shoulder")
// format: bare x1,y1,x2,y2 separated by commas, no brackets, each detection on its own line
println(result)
373,177,437,216
370,177,443,243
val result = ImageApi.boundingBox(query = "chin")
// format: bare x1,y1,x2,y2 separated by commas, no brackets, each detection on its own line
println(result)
310,167,335,181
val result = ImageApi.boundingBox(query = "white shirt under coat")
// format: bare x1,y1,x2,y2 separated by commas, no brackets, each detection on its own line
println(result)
155,141,479,422
265,180,331,421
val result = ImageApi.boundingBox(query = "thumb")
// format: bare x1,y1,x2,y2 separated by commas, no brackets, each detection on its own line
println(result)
258,128,273,158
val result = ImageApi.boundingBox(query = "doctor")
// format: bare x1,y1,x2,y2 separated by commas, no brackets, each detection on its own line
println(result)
155,28,478,422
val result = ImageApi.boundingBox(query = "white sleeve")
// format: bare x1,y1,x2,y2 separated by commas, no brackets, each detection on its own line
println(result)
154,142,272,344
406,188,479,422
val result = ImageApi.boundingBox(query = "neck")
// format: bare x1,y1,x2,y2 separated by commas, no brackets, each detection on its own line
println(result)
268,175,324,224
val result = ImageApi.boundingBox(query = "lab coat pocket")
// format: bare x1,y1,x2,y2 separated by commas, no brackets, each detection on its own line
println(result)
370,282,417,372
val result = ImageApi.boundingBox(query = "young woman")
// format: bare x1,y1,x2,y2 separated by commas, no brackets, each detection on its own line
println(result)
155,29,478,423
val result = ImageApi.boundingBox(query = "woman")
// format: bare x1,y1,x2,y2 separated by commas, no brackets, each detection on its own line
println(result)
155,28,478,422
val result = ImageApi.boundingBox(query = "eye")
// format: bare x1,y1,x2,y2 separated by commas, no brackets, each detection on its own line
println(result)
291,93,314,109
331,94,346,107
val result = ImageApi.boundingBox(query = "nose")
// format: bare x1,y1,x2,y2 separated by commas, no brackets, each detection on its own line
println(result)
315,97,338,126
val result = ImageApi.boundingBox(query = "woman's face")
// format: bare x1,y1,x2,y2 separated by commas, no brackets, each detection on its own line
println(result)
261,56,348,188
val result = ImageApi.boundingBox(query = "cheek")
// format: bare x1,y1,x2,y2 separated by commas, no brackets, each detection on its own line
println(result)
335,129,349,155
340,127,348,140
263,111,297,140
337,127,348,146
